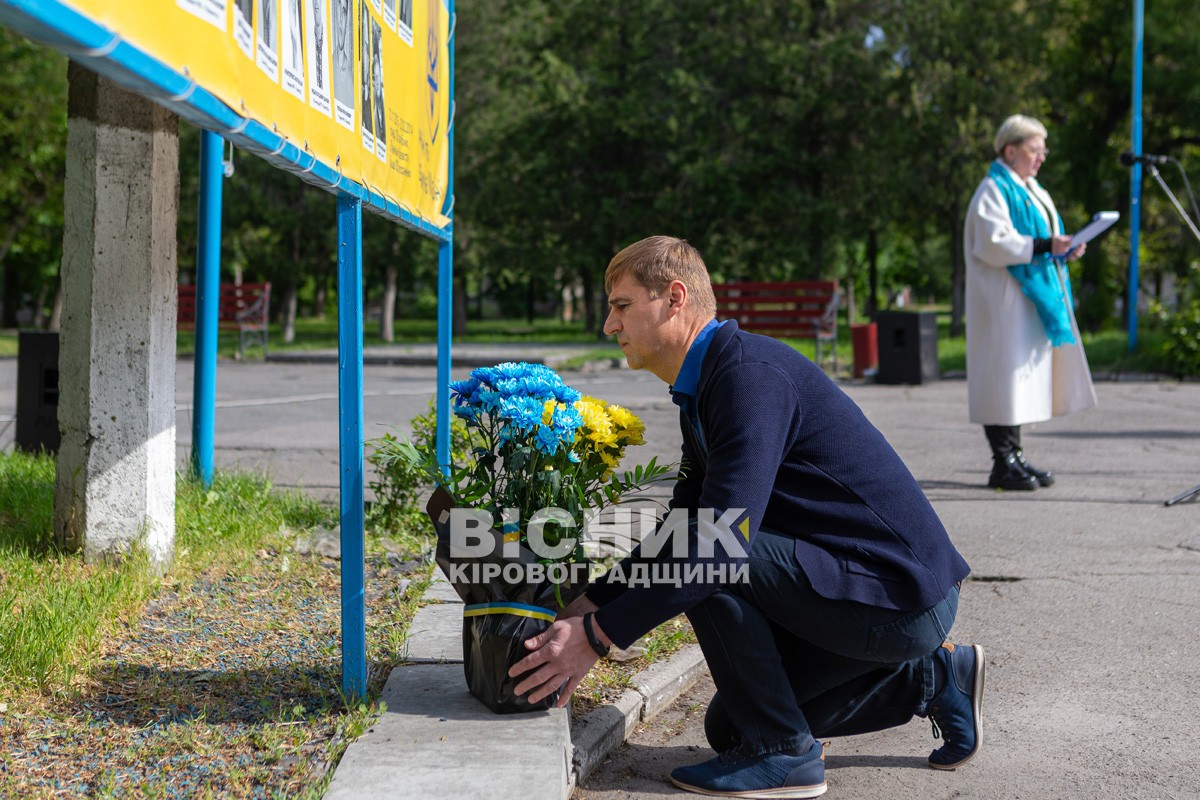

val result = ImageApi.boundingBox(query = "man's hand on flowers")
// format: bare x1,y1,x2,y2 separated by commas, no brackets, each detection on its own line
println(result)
509,615,609,707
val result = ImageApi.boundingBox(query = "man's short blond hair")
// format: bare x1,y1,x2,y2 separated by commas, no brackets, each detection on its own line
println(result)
605,236,717,318
993,114,1048,156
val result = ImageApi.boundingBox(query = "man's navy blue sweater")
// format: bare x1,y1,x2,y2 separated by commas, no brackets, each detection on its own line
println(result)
588,320,971,649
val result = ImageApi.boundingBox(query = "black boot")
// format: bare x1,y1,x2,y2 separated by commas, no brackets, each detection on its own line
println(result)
1012,449,1054,487
987,452,1038,490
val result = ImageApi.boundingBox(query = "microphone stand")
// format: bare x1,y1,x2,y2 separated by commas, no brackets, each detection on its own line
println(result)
1142,162,1200,506
1145,164,1200,246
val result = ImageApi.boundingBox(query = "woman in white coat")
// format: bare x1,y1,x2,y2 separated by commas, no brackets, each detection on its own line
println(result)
963,114,1097,490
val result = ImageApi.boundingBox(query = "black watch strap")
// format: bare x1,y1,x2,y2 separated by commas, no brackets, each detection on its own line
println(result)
582,613,610,657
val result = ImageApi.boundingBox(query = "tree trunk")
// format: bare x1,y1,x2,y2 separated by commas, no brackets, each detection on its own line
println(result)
282,282,298,343
32,283,49,328
526,274,536,323
595,289,608,340
866,228,879,319
0,206,36,327
580,268,597,337
560,277,578,323
312,275,328,319
808,168,826,271
48,280,63,331
949,201,965,338
845,276,855,327
453,274,468,336
381,263,398,342
0,248,20,327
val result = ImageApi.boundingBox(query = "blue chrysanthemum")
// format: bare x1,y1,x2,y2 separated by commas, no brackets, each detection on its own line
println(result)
534,424,560,455
551,406,583,439
450,377,481,403
452,404,480,423
468,365,500,385
499,395,544,432
476,389,503,413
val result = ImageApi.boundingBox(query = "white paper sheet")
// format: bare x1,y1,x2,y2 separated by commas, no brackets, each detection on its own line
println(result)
1069,211,1120,249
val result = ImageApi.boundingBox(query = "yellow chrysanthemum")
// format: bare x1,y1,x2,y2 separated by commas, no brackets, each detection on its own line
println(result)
607,404,637,429
587,428,619,448
605,405,645,445
542,399,558,426
618,422,645,445
575,397,613,435
598,450,620,469
619,430,645,447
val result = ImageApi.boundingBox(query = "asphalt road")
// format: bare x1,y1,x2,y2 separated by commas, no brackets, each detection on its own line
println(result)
576,377,1200,800
3,355,1200,799
168,358,684,497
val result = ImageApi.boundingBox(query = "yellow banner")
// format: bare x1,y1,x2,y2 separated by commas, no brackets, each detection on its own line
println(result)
66,0,450,228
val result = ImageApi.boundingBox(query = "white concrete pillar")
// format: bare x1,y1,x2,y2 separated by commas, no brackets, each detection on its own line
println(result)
55,63,178,569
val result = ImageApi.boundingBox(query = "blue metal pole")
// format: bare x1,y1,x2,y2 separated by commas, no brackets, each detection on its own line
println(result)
436,0,456,471
1128,0,1145,352
443,0,455,222
437,241,452,469
336,193,367,702
191,129,223,487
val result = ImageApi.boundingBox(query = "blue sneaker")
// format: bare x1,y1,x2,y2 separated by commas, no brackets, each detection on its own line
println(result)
928,642,985,769
670,740,826,798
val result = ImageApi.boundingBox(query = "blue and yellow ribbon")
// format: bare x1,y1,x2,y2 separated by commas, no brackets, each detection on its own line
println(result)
463,602,555,623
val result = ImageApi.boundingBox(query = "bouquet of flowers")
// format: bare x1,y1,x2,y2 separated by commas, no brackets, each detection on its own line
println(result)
386,361,672,712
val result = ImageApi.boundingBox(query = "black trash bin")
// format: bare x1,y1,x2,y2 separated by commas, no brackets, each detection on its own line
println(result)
16,330,60,453
875,311,939,385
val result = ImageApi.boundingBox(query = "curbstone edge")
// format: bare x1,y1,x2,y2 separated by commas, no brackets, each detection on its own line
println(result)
570,644,709,788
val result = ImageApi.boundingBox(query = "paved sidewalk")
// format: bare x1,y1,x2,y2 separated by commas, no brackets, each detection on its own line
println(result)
323,568,574,800
323,569,709,800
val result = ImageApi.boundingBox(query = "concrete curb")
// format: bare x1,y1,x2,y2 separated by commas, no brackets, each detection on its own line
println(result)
323,567,709,800
570,644,709,788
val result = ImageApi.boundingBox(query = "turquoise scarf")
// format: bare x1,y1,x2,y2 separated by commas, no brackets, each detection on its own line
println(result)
987,160,1076,346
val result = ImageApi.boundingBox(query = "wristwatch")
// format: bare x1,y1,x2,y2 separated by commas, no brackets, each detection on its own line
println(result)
582,613,610,658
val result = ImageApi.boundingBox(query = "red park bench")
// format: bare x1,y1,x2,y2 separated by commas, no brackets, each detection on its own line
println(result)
713,280,841,372
177,282,271,358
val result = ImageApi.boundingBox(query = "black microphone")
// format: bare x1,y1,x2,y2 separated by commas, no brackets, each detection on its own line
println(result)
1120,150,1170,167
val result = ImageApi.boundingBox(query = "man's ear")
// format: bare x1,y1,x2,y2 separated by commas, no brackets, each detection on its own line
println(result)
667,280,688,315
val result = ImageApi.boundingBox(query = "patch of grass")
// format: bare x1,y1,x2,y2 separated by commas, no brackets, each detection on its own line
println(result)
0,447,55,554
573,618,697,715
0,554,157,694
638,617,697,663
0,451,431,798
1081,327,1171,374
573,657,632,713
781,312,1176,378
175,471,331,567
0,451,158,693
555,348,625,371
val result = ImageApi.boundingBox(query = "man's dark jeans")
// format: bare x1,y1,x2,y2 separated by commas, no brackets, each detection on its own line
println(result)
686,528,959,756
